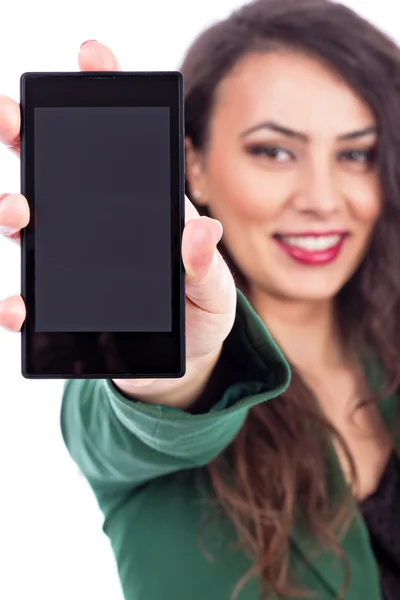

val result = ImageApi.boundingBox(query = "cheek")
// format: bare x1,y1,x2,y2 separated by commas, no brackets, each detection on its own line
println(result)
205,147,295,222
348,176,382,231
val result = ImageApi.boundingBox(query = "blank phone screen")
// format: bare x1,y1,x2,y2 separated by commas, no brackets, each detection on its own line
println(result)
33,106,171,333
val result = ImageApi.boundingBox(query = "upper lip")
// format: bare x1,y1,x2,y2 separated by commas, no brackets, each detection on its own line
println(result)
274,231,349,237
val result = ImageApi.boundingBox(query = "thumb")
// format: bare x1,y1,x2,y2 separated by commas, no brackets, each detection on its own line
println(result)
78,40,120,71
183,216,236,315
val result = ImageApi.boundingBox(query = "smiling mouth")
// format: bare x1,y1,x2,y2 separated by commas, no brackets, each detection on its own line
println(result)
273,232,349,265
275,233,345,251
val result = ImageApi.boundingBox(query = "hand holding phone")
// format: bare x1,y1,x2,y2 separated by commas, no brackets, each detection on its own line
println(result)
0,42,236,406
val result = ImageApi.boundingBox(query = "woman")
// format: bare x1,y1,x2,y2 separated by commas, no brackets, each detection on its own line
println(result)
1,0,400,598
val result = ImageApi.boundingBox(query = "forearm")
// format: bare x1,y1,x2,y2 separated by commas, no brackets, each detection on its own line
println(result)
61,291,290,505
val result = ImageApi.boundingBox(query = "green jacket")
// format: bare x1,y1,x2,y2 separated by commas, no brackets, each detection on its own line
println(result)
61,290,398,600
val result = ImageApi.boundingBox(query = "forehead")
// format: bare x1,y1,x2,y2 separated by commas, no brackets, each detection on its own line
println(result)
212,51,375,138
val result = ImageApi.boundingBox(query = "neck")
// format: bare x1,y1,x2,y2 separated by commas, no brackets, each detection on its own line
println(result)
248,286,347,372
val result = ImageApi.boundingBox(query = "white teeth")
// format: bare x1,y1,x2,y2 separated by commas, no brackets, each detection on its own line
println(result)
280,235,342,251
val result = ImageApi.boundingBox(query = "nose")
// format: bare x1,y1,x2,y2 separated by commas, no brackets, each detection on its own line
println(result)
294,157,342,217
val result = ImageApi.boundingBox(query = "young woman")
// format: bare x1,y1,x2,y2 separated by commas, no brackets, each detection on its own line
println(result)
1,0,400,598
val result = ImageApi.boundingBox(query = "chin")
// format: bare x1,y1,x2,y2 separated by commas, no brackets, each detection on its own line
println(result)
274,276,347,303
286,289,340,303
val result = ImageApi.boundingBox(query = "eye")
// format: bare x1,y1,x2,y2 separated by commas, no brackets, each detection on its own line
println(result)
246,145,295,163
338,148,377,170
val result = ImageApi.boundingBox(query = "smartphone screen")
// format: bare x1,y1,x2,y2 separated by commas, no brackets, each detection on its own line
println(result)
34,106,171,332
21,73,185,378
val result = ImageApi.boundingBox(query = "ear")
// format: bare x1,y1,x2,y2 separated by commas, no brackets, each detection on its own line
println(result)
185,137,209,206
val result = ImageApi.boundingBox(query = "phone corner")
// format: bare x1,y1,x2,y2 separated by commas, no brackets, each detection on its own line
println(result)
19,73,32,104
177,357,186,378
21,365,31,380
20,72,32,87
21,337,30,379
179,73,184,91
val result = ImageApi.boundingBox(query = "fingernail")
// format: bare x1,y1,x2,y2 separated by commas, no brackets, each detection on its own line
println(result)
0,226,17,236
0,193,10,203
0,193,10,216
214,220,223,243
80,40,97,49
185,265,196,280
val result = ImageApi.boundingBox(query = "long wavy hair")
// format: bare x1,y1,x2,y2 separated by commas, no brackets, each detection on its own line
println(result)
180,0,400,597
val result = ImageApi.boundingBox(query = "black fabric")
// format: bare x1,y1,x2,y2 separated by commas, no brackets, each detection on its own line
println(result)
360,451,400,600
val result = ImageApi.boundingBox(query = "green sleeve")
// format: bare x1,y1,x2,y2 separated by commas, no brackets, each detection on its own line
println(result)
60,289,290,514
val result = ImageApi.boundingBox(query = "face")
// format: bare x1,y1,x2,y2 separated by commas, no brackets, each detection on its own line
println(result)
186,51,381,303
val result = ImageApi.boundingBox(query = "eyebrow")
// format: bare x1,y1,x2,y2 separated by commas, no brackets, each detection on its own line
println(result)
239,120,377,142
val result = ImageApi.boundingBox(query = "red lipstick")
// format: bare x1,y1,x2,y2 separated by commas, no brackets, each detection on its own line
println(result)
274,232,348,266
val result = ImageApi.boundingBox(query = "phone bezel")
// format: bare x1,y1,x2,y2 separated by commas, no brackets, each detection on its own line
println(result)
20,72,185,379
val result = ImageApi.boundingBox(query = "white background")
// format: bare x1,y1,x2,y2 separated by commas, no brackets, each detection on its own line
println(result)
0,1,398,598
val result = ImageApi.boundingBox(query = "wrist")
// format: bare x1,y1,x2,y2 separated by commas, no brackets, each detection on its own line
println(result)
112,345,223,410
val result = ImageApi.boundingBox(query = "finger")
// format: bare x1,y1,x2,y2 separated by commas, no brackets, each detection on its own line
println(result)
113,378,157,391
0,95,20,156
183,216,236,315
0,193,30,244
0,295,26,332
78,40,120,71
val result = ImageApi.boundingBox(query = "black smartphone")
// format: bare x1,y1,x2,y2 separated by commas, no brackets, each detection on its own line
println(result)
20,71,185,379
